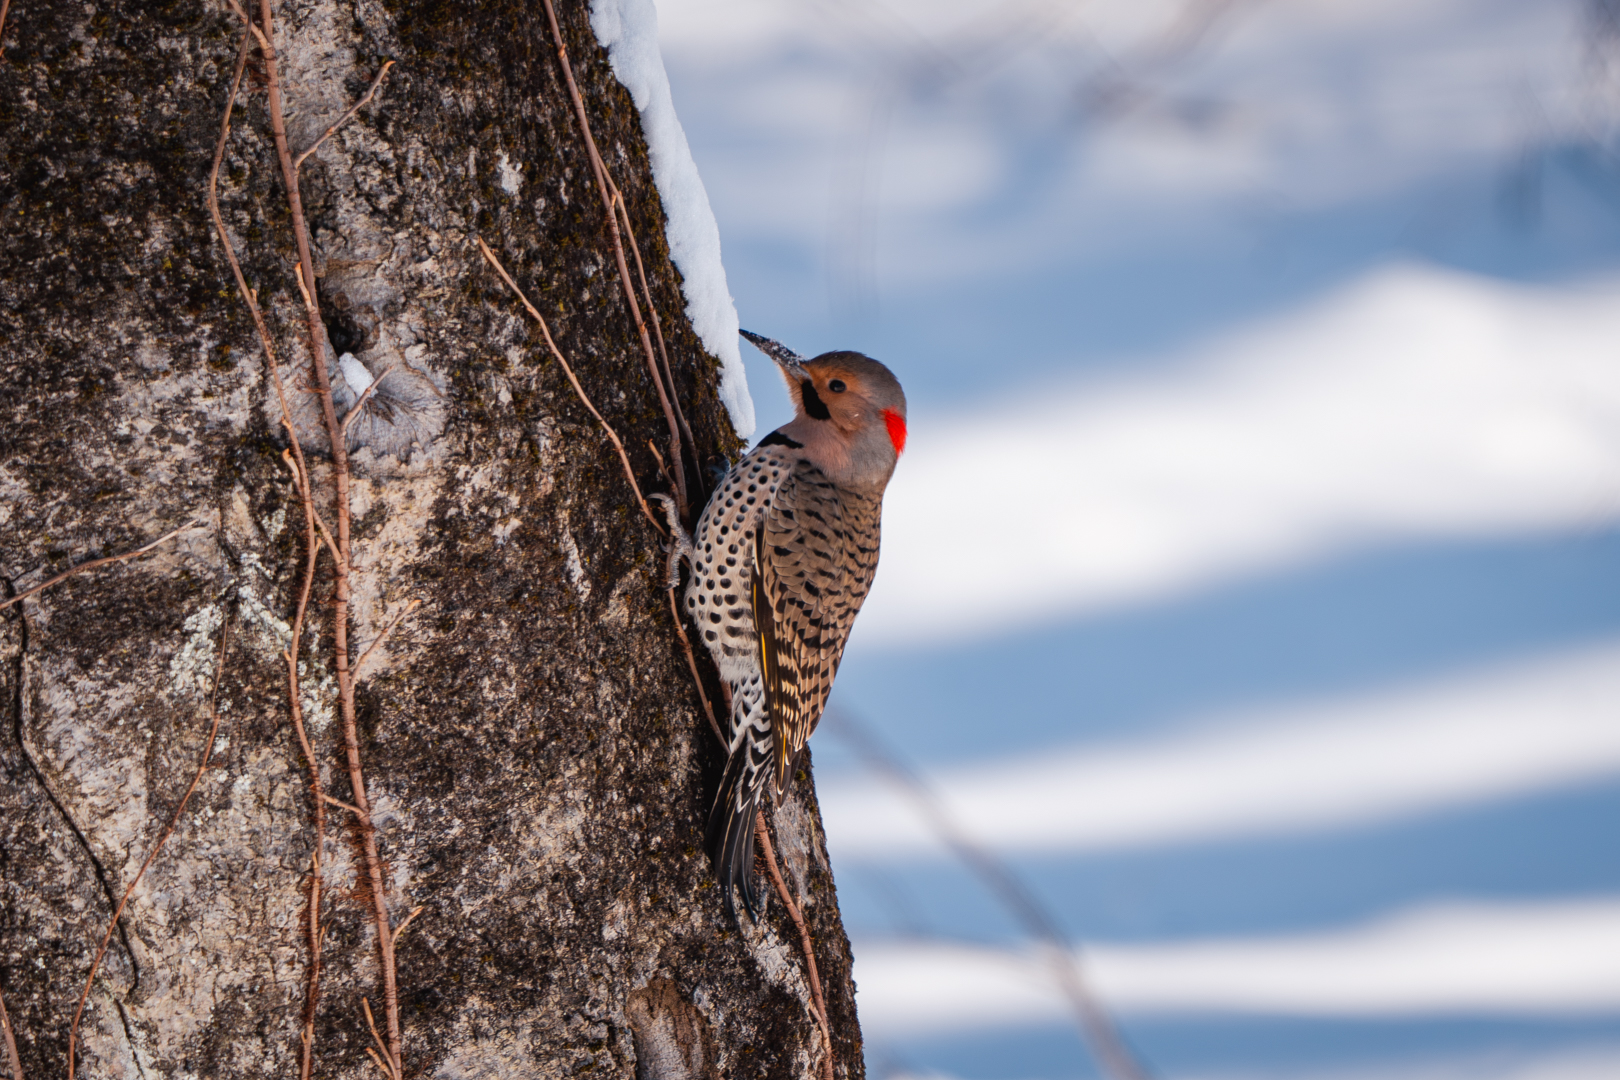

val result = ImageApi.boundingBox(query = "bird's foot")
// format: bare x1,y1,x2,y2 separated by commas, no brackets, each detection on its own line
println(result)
649,493,693,589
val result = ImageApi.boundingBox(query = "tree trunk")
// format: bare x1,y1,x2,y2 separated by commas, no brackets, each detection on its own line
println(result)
0,2,863,1078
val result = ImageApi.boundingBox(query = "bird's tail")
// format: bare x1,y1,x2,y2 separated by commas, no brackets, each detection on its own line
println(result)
707,743,768,925
708,674,773,924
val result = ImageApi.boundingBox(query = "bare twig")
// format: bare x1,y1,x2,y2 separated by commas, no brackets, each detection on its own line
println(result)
279,450,344,569
276,444,329,1080
211,5,398,1073
291,257,316,308
647,438,675,492
361,997,396,1080
283,452,329,1080
391,905,425,944
353,599,420,678
256,3,402,1070
340,362,400,435
68,617,231,1080
0,0,13,60
826,709,1153,1080
256,1,356,606
320,793,366,817
538,0,689,518
475,238,662,530
0,980,23,1080
754,811,835,1080
294,60,395,172
206,13,293,419
309,507,343,569
221,0,269,52
0,519,200,611
666,588,723,745
611,185,697,471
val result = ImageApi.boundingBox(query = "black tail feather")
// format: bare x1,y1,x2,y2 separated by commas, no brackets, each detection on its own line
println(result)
708,745,765,925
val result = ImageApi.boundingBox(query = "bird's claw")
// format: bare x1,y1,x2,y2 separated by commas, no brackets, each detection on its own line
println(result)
649,493,693,590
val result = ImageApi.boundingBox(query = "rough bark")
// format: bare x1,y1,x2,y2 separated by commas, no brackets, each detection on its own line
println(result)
0,2,864,1077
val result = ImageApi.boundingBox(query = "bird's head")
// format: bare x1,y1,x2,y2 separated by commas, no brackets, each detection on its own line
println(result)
742,330,907,491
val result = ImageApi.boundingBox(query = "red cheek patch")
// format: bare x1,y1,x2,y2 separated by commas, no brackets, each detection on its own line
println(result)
882,408,908,455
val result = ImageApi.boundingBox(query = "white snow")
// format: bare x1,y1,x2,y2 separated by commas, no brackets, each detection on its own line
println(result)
338,352,374,395
590,0,755,437
852,897,1620,1035
820,639,1620,858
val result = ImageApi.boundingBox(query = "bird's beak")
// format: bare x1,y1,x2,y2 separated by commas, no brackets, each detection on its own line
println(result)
741,329,810,382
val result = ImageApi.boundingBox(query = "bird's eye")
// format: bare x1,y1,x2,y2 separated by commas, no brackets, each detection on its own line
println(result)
828,379,847,393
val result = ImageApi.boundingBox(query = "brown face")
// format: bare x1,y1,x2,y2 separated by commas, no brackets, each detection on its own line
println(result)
796,351,908,454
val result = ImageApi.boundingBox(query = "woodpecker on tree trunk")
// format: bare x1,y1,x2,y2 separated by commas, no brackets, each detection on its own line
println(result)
658,331,908,924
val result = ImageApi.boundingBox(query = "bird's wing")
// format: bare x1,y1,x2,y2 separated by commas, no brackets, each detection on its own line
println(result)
753,460,883,797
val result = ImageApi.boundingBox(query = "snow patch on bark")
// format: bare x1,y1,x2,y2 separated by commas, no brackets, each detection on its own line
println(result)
338,352,375,394
589,0,755,438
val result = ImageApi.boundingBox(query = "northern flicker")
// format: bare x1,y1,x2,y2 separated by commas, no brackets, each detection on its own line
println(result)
659,330,907,924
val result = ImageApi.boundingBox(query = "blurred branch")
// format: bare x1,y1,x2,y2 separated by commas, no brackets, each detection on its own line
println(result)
825,707,1153,1080
1581,0,1620,144
826,0,1259,316
1079,0,1256,122
826,0,1083,316
1589,0,1620,50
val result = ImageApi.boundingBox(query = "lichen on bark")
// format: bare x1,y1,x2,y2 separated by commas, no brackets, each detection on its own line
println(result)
0,2,863,1077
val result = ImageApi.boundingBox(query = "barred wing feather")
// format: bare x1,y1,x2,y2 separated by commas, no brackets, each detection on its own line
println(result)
754,460,883,798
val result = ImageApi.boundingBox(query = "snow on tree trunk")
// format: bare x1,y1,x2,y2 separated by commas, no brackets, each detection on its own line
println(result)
0,2,862,1077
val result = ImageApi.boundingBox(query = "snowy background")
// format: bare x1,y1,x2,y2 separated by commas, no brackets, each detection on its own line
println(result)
649,0,1620,1076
